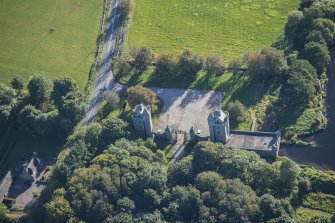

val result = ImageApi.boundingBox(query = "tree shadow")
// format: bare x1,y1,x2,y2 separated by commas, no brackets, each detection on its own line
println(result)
144,69,198,89
29,31,53,54
75,49,95,70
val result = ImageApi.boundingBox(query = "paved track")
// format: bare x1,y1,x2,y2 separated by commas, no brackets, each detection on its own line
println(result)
82,0,125,125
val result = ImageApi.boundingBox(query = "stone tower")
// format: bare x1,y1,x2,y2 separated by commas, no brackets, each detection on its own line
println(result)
132,104,153,138
208,109,230,143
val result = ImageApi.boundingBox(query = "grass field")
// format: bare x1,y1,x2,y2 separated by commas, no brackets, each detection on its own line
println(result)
128,0,299,62
0,0,103,90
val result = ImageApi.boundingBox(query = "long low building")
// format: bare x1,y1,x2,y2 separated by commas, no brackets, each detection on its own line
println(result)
227,130,281,157
208,109,281,157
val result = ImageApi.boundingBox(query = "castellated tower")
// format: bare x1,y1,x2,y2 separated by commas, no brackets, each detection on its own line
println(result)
208,109,230,143
132,104,153,138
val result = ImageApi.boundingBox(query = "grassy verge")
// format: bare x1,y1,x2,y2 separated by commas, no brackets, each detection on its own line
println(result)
294,207,333,223
128,0,299,62
303,193,335,215
0,0,104,90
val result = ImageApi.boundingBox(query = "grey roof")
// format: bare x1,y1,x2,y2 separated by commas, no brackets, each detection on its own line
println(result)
132,104,151,117
226,130,280,151
208,109,228,124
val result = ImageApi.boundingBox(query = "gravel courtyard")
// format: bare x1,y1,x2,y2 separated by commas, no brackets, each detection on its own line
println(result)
149,88,224,135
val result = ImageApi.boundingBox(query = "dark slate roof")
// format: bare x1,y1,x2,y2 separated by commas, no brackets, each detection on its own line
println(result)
226,130,280,151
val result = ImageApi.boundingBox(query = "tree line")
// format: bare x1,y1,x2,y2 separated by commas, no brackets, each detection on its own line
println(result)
24,116,335,222
0,75,88,139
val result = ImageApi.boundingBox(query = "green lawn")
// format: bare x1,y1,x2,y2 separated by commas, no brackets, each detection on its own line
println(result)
0,0,103,90
303,193,335,215
128,0,299,62
294,207,333,223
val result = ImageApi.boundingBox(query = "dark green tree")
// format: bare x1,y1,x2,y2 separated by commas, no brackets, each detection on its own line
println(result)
100,118,130,145
248,47,289,79
10,74,25,91
279,159,298,191
155,54,176,76
302,41,330,74
287,59,318,106
0,82,15,105
178,49,203,76
226,100,247,124
51,77,78,107
134,47,154,70
27,74,51,106
18,105,41,132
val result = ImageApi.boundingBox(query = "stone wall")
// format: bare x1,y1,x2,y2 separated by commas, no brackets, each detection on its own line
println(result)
0,171,13,203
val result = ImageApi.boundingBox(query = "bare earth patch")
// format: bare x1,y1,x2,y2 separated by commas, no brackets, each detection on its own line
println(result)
149,87,224,135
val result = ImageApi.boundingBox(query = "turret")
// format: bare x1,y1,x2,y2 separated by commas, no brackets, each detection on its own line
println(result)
208,109,230,143
132,104,153,138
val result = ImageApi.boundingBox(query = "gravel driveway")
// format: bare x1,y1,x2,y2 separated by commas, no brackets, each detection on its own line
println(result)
150,87,224,135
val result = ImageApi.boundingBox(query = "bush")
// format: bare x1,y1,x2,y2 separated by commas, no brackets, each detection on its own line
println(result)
134,47,154,70
27,74,51,106
155,54,176,76
102,92,120,112
114,58,132,79
10,74,25,90
298,177,311,195
120,0,134,19
286,10,304,30
228,59,243,75
226,100,247,124
303,41,331,75
205,55,225,75
178,49,203,77
0,82,15,105
127,85,158,113
287,59,318,107
247,47,288,80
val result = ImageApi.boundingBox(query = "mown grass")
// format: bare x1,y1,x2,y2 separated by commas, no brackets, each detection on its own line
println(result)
0,0,103,90
128,0,299,62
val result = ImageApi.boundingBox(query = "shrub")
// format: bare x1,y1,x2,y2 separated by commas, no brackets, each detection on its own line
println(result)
155,54,176,76
178,49,203,77
226,100,247,124
115,58,132,79
302,41,330,75
103,92,120,112
127,85,158,113
120,0,134,19
27,74,51,106
134,47,154,70
247,47,288,80
10,74,25,90
205,55,225,75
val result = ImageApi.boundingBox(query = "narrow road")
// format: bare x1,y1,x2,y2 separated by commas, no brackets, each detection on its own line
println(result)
82,0,125,125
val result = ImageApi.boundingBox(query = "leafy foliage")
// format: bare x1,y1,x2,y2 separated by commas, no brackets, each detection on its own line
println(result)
247,47,289,79
126,85,158,113
226,100,247,124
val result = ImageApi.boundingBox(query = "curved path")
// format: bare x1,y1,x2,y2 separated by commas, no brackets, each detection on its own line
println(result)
82,0,125,125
